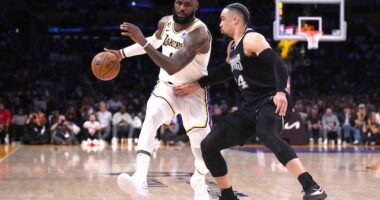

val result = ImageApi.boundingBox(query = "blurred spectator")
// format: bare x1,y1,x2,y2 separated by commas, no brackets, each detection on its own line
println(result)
0,102,12,144
306,105,323,144
338,105,361,144
295,100,308,124
50,115,80,145
111,106,132,145
212,105,223,126
107,95,123,113
11,107,28,143
362,112,380,145
48,110,60,126
220,100,229,116
355,103,368,143
65,106,80,125
127,112,143,145
96,101,112,142
81,105,95,122
230,106,239,113
23,111,49,144
159,119,180,146
83,114,101,144
322,107,341,145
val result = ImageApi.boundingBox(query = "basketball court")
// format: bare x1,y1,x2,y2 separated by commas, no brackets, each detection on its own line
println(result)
1,0,379,199
1,144,379,200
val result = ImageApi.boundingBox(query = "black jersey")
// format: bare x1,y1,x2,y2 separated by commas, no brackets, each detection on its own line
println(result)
229,28,278,106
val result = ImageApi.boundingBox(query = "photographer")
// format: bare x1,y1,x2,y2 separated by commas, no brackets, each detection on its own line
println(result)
23,112,49,144
50,115,79,145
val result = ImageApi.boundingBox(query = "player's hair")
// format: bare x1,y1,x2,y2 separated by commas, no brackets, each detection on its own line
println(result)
225,3,251,26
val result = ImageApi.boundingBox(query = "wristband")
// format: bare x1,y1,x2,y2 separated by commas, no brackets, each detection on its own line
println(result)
142,42,150,49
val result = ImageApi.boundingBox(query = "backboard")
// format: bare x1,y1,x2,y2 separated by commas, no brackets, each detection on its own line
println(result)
273,0,346,42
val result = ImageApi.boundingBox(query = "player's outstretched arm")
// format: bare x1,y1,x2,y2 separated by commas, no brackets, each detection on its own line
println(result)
121,22,210,75
104,16,168,61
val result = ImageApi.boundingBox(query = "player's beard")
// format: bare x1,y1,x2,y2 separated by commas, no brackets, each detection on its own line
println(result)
173,9,196,25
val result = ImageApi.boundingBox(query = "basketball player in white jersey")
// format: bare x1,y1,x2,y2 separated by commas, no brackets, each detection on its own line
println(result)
105,0,211,199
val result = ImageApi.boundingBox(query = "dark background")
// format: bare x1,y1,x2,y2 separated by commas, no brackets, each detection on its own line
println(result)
0,0,379,114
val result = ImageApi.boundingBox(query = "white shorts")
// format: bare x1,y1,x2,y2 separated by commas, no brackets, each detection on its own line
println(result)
151,81,211,147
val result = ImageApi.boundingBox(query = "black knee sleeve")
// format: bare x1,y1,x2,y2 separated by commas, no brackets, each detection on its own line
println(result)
256,104,297,166
263,135,297,166
201,122,240,177
201,135,228,177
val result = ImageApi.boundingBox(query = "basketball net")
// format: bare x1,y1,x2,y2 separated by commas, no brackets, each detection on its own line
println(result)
300,30,322,50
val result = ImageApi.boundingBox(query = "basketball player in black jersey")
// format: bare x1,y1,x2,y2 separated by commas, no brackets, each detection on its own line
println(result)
173,3,327,200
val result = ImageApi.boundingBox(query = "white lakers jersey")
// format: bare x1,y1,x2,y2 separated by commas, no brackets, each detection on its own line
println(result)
158,16,211,84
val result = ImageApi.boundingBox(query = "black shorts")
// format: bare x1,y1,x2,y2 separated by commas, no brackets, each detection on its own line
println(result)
217,95,292,146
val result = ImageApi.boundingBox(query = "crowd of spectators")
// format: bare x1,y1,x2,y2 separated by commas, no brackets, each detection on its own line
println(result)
1,0,379,146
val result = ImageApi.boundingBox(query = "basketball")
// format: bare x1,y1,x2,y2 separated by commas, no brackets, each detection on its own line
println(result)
91,52,120,81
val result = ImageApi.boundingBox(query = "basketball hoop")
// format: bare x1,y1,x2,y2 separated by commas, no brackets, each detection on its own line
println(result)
300,30,322,50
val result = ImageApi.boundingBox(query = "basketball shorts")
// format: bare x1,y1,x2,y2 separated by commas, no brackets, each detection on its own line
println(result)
151,81,211,148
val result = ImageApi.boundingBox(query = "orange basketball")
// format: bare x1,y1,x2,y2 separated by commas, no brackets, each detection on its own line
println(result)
91,52,120,81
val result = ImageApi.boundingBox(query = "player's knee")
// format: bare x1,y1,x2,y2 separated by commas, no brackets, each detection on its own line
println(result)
256,129,273,144
261,135,297,166
200,137,211,154
201,134,218,155
146,109,165,124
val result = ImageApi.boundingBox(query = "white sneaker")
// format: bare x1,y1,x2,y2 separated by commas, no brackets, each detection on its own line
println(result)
81,140,87,146
99,139,106,147
4,134,9,144
318,138,323,145
323,139,328,145
112,137,118,145
128,138,133,145
309,138,314,145
117,173,149,200
93,139,99,146
337,139,342,145
353,140,360,145
190,172,209,200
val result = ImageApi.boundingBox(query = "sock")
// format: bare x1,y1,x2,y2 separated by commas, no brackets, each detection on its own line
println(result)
135,153,151,181
298,172,316,191
221,187,235,199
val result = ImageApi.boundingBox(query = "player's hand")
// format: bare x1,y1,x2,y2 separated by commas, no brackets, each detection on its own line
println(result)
173,82,200,97
120,22,148,47
103,48,122,61
273,92,287,116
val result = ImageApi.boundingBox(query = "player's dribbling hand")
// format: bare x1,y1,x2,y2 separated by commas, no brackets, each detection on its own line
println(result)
173,82,200,97
120,22,148,47
103,48,122,61
273,92,287,116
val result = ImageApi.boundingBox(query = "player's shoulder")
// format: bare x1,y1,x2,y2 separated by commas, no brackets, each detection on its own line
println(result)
158,16,171,26
243,31,269,48
188,19,210,39
244,31,266,42
157,15,171,30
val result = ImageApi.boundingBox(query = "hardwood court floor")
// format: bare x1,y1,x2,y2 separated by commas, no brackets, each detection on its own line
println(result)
0,144,379,200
